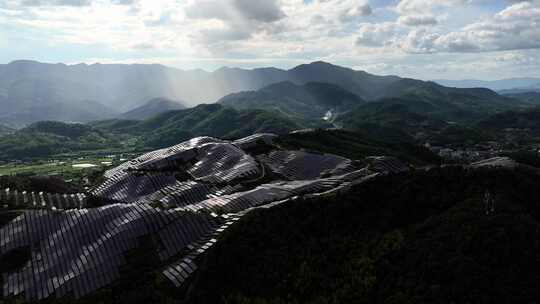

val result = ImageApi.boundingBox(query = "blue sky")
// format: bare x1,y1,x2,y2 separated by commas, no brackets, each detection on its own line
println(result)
0,0,539,80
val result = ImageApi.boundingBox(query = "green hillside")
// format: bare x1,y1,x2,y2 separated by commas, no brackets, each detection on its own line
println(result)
0,121,120,160
0,105,303,160
136,104,301,148
378,81,525,123
277,129,440,165
335,95,514,145
219,81,365,122
336,98,448,138
188,165,540,304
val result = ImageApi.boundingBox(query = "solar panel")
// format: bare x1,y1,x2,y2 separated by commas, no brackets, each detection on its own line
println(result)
0,134,403,300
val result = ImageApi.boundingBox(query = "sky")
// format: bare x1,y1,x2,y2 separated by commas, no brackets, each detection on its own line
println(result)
0,0,539,80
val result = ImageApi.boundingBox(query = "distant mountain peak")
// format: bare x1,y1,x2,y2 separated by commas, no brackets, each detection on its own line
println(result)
7,59,34,64
291,60,349,71
219,81,365,121
308,60,334,66
215,66,246,73
118,97,187,120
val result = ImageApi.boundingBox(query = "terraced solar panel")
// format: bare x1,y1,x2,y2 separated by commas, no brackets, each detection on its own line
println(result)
0,133,403,300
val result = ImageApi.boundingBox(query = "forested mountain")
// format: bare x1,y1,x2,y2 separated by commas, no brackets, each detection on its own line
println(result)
375,80,524,123
336,98,448,138
220,77,521,125
118,98,187,120
0,121,119,160
277,129,440,165
0,60,525,127
0,105,302,160
95,104,303,149
334,94,517,145
219,81,364,121
188,164,540,304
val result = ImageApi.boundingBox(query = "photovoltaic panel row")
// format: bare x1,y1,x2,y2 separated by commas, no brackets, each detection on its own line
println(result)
0,204,223,301
0,189,86,210
258,150,356,180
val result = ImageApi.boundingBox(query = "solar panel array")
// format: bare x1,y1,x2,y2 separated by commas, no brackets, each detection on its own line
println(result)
90,139,261,206
0,134,409,301
258,150,356,180
1,204,222,301
365,156,409,173
0,189,86,210
232,133,278,150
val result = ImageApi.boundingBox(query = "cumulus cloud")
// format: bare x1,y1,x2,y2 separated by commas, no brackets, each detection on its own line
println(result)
1,0,540,80
185,0,285,23
185,0,286,44
391,0,458,32
398,14,437,26
395,0,469,14
398,29,439,53
339,3,372,22
361,0,540,54
355,22,398,47
233,0,286,22
433,1,540,52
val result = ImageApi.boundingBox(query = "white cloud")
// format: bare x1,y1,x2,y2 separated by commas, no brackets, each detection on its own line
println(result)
355,22,398,47
433,1,540,52
339,3,372,22
398,29,439,53
9,0,136,6
395,0,470,14
233,0,286,22
361,0,540,54
398,14,438,26
0,0,539,80
184,0,287,46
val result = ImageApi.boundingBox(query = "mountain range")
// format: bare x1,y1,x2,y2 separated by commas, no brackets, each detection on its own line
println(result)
435,77,540,91
220,78,525,126
1,60,530,127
